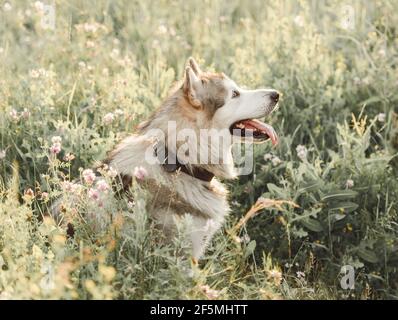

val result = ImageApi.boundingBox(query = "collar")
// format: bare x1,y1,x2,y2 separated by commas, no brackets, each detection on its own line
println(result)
154,143,214,183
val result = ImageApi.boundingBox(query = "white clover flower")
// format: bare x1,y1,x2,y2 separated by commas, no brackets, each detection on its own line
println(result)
86,40,95,48
268,269,282,285
96,179,110,193
353,77,361,86
296,144,308,161
29,69,40,78
110,48,120,59
3,2,12,11
293,15,304,27
63,153,75,162
78,61,86,69
263,153,273,161
51,136,62,144
88,188,99,201
103,113,115,125
377,113,386,123
49,143,61,155
34,1,44,12
157,24,168,35
134,166,148,180
9,109,19,122
296,271,305,278
115,109,124,116
271,156,282,166
107,167,118,178
199,285,220,300
82,169,96,185
345,179,354,189
21,108,30,119
62,181,82,193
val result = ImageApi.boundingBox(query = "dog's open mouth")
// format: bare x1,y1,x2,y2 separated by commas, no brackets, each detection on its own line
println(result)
229,119,278,145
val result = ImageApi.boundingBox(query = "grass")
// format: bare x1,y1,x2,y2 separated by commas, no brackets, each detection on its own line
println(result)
0,0,397,299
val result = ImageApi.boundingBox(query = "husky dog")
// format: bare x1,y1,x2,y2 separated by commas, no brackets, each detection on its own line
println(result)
104,58,280,261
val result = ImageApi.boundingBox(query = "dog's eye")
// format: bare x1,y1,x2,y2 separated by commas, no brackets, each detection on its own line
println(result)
231,90,240,98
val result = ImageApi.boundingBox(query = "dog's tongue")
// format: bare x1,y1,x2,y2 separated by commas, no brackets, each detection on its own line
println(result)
241,119,279,146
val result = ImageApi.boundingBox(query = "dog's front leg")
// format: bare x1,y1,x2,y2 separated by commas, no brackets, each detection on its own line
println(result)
190,216,221,261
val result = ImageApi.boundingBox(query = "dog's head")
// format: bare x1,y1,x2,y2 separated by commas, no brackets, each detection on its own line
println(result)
182,57,279,145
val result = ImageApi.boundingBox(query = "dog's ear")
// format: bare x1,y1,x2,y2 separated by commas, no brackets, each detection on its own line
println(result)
183,66,202,108
187,57,202,76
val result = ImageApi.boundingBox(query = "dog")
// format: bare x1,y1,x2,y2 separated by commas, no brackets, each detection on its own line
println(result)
54,58,279,261
104,58,279,260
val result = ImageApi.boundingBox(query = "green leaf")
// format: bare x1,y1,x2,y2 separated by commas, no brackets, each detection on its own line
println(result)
244,240,256,259
328,201,359,213
301,218,323,232
321,190,358,202
298,180,323,194
357,248,378,264
266,183,286,197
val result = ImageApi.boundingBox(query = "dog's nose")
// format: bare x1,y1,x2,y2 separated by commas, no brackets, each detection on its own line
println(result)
270,91,279,103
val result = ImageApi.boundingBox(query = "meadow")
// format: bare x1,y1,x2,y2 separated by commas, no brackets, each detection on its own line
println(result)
0,0,397,299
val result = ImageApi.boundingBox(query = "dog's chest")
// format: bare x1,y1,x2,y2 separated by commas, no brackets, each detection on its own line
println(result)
143,176,230,221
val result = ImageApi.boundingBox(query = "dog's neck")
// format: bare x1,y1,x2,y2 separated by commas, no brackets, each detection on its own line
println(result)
154,143,214,182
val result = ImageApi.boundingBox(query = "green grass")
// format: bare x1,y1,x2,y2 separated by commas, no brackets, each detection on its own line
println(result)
0,0,397,299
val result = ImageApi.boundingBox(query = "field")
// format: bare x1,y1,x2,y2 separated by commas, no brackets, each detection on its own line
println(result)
0,0,398,299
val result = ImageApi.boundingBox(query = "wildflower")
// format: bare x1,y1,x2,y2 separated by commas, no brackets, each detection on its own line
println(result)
49,143,61,155
293,15,304,27
21,108,30,119
263,153,273,161
296,144,308,161
88,188,99,201
29,69,40,78
345,179,354,189
51,136,62,144
134,166,148,180
34,1,44,12
377,113,386,123
107,167,118,178
157,24,168,35
41,192,49,201
271,156,282,166
24,188,35,202
9,109,19,122
62,181,82,193
63,153,75,162
96,180,110,193
199,285,220,300
268,269,283,285
86,40,95,48
0,149,6,160
78,61,86,69
110,48,120,59
3,2,12,11
115,109,124,117
82,169,96,185
378,48,386,57
296,271,305,279
103,113,115,125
